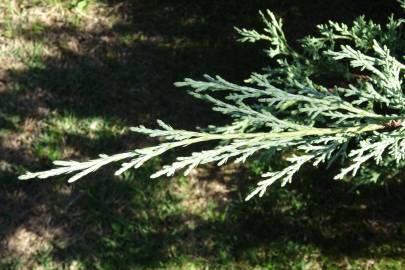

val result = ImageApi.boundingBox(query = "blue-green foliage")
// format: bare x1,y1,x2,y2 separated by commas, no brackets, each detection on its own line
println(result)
20,1,405,200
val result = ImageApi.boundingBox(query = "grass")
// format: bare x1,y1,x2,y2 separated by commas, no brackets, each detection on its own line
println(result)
3,166,405,269
0,0,405,269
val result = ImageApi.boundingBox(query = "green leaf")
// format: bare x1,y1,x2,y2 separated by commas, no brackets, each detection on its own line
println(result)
76,0,89,12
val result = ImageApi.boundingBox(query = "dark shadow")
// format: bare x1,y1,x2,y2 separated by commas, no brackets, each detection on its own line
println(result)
1,0,400,125
3,166,405,268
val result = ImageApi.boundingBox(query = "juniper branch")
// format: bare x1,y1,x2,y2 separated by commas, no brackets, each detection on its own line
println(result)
20,1,405,200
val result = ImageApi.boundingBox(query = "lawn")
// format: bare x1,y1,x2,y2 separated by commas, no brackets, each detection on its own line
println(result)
0,0,405,269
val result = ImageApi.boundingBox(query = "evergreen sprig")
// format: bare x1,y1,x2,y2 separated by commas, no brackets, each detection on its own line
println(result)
20,1,405,200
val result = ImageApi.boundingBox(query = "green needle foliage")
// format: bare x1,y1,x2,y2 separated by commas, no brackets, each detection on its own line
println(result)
20,1,405,200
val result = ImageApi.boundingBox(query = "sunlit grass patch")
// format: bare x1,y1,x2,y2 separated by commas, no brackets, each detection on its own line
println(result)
0,0,112,69
33,114,127,161
45,114,127,137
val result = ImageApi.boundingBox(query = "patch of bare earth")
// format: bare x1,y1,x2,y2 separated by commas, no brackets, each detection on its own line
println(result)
0,2,121,268
1,1,243,267
0,0,125,163
177,164,240,215
1,199,63,267
5,216,62,258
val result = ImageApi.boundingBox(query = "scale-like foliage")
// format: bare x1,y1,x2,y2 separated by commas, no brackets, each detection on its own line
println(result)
20,1,405,200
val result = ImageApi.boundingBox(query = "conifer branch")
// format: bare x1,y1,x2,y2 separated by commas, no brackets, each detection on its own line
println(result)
20,1,405,200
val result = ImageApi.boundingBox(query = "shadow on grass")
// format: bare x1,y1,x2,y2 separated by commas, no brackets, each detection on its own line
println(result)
2,166,405,268
0,0,404,268
0,0,400,125
63,169,405,268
